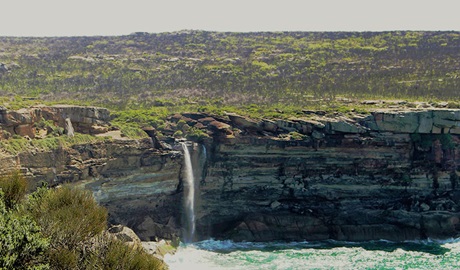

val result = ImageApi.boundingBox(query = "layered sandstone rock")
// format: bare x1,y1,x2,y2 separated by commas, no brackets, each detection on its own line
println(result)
0,105,111,138
0,137,183,241
196,135,459,241
2,107,459,243
187,109,460,242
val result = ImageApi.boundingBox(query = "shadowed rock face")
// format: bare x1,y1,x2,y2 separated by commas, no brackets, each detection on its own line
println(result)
2,108,460,242
0,138,184,241
184,109,460,242
196,135,460,242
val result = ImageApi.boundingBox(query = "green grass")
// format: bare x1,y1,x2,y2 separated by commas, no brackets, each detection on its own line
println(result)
0,133,110,155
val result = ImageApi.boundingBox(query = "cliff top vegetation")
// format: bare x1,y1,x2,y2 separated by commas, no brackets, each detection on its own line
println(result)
0,31,459,142
0,31,458,112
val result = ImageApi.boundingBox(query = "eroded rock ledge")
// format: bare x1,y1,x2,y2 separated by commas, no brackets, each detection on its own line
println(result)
0,105,112,138
1,106,459,242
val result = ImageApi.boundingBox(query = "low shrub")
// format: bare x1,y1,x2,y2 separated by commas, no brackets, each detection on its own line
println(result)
25,186,108,251
186,127,209,142
0,191,49,270
85,236,164,270
289,131,308,141
0,171,28,210
24,186,107,269
1,175,165,269
173,130,183,138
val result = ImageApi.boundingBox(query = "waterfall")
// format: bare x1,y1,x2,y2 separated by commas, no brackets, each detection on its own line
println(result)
201,144,207,164
181,142,196,243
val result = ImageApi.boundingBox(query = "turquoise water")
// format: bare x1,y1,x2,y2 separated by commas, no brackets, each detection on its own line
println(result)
164,239,460,269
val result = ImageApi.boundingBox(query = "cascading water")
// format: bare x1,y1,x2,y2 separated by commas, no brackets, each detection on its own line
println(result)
181,142,196,243
201,144,207,163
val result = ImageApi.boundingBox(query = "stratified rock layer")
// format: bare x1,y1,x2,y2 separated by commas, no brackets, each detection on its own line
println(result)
198,135,459,241
0,138,183,241
0,105,111,138
2,107,460,242
190,109,460,242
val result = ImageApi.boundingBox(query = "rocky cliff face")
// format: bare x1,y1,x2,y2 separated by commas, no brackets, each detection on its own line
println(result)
0,137,184,241
0,105,111,139
0,105,184,241
184,109,460,242
2,106,460,242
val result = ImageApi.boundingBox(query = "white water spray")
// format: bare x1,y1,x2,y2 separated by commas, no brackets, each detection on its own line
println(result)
181,142,196,242
201,144,207,164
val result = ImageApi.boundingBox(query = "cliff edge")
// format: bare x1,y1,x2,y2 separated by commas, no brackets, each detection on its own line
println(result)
1,105,459,242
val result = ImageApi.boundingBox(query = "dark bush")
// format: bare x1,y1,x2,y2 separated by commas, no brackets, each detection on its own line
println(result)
0,171,28,209
24,186,108,269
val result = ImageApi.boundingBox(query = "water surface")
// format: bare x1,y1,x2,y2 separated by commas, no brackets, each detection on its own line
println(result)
165,238,460,269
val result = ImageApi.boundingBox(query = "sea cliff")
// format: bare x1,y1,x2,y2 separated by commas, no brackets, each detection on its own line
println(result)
1,105,459,242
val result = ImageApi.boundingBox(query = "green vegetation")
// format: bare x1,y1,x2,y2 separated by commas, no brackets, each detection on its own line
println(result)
0,31,458,112
1,31,459,140
0,173,164,270
186,127,209,141
0,172,49,269
0,133,108,155
0,192,49,270
288,131,309,141
0,171,28,209
91,237,164,270
24,186,108,268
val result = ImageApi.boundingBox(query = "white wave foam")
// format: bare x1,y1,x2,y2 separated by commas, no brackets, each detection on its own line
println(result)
165,238,460,270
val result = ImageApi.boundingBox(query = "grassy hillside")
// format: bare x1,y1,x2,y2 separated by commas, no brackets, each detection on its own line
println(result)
0,31,459,111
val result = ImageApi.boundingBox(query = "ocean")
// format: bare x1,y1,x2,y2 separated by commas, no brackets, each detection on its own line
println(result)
164,238,460,269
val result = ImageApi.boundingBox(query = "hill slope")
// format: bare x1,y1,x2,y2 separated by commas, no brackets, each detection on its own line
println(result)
0,31,459,109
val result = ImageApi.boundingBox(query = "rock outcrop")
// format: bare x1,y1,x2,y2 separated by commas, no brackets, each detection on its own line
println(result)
2,106,460,243
0,105,111,139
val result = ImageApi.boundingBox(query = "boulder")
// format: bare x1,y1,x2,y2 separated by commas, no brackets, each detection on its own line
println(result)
208,120,231,131
198,117,217,125
417,111,434,133
450,127,460,134
260,119,278,133
227,113,261,133
359,114,379,131
373,111,419,133
366,110,460,134
182,112,209,120
14,124,35,138
432,110,460,129
0,63,8,73
0,105,111,137
327,118,364,133
108,225,142,247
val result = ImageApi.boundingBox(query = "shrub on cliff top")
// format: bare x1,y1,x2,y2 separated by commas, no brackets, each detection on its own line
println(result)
0,191,50,270
186,127,209,142
24,186,108,269
0,133,108,155
0,171,28,210
25,186,108,250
